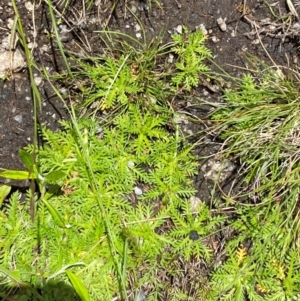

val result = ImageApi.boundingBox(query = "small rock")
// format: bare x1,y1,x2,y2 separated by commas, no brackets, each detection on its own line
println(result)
175,25,183,34
59,87,67,94
13,115,22,123
211,36,220,43
195,24,208,36
2,34,19,50
292,22,300,30
134,186,143,196
135,288,146,301
34,76,42,86
201,157,236,183
41,44,49,53
7,18,14,30
173,114,188,125
27,42,37,49
134,23,141,32
189,196,202,212
139,0,149,11
59,24,68,33
217,17,227,32
0,48,26,78
167,53,174,63
127,160,135,168
268,25,276,31
25,1,34,11
251,39,260,45
129,1,138,14
60,35,69,42
189,230,199,240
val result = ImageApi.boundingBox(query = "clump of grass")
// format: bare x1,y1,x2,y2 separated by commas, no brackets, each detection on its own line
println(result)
210,59,300,300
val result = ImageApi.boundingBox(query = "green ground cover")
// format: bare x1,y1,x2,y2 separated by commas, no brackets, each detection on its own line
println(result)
1,1,300,300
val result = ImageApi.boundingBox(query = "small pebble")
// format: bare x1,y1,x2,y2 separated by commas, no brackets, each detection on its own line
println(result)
135,288,146,301
59,24,68,33
217,17,227,32
134,186,143,196
211,36,220,43
129,1,137,14
167,53,174,64
127,160,135,168
27,42,36,49
189,196,202,212
14,115,22,123
139,0,149,11
7,18,14,30
25,1,34,11
175,25,183,34
189,230,199,240
196,24,208,36
134,23,141,32
59,87,67,94
34,76,42,86
60,35,69,42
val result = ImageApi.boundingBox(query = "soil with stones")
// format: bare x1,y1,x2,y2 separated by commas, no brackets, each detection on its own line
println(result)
0,0,299,298
0,0,299,188
1,0,297,185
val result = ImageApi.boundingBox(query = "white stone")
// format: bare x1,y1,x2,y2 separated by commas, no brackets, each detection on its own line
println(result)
189,196,202,212
25,1,34,11
0,48,26,78
134,23,141,32
167,53,174,64
127,160,135,168
217,17,227,32
196,24,208,36
211,36,220,43
34,76,43,86
2,34,19,50
129,1,137,14
175,25,183,34
201,157,236,183
7,18,14,29
13,115,22,123
27,42,37,49
134,186,143,196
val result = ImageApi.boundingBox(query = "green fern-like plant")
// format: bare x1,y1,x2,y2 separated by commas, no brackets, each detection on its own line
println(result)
168,200,224,261
78,54,142,110
171,27,212,91
0,106,209,299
